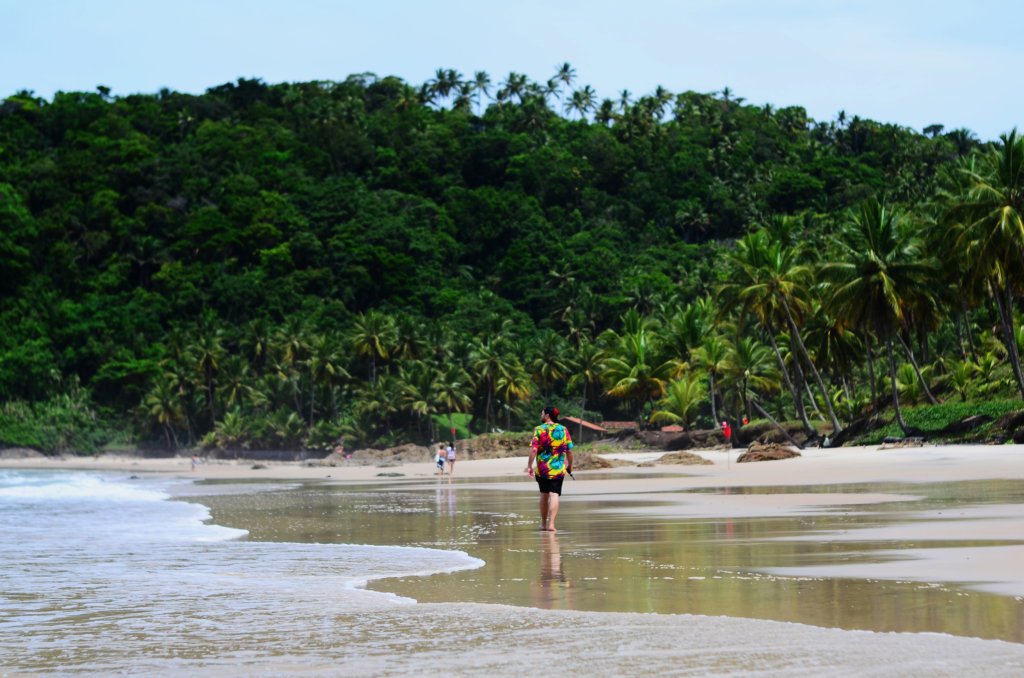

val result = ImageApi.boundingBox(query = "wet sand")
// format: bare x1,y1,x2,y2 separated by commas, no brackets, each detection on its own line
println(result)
6,444,1024,674
7,443,1024,599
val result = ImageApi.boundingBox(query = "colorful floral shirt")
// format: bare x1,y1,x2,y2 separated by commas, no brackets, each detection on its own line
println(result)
531,422,574,479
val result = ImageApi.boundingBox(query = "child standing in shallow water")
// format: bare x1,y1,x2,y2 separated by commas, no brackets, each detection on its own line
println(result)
435,446,446,475
446,443,456,475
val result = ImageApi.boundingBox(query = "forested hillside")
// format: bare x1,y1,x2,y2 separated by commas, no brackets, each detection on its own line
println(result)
1,67,1019,453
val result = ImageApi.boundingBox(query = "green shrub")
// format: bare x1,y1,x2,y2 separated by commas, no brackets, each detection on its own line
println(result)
856,400,1024,445
0,386,118,454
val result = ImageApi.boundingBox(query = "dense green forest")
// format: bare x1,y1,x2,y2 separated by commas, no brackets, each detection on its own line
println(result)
2,65,1022,453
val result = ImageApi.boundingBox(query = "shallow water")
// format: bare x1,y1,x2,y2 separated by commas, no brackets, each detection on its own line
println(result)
201,477,1024,643
4,470,1024,675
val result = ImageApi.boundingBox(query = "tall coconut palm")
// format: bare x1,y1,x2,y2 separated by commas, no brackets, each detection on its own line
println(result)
567,340,603,439
946,129,1024,398
190,330,225,428
305,334,349,425
719,229,833,434
565,85,597,120
720,335,780,425
649,373,706,430
600,326,675,424
495,360,534,430
530,331,572,399
433,365,474,443
553,62,576,92
472,70,491,114
821,198,938,434
143,376,184,448
691,334,728,424
348,310,397,384
470,338,516,431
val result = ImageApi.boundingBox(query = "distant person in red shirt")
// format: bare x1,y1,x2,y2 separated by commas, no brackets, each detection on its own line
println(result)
721,420,732,443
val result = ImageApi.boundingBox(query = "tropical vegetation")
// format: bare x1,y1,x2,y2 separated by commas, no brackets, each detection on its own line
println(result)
1,66,1021,453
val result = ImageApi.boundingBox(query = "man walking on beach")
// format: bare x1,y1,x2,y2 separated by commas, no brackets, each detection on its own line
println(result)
525,406,573,532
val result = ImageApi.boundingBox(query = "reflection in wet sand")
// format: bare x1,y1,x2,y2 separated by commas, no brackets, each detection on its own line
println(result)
200,478,1024,643
531,532,573,609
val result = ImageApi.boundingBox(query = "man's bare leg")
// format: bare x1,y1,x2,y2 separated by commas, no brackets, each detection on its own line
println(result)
547,493,560,533
539,492,550,530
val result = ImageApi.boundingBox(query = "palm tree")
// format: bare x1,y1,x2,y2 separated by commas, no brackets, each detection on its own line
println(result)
600,325,675,424
530,331,572,399
821,198,938,434
946,129,1024,398
472,70,491,114
618,89,632,113
720,335,780,425
567,340,603,439
553,62,576,92
433,365,473,443
305,334,349,425
719,229,834,435
348,310,397,384
565,85,596,120
143,376,184,448
495,360,534,430
470,338,516,431
190,330,225,428
498,72,529,104
595,99,617,126
691,334,729,424
649,373,706,430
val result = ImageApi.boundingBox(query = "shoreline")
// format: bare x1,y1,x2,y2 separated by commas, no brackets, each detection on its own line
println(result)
7,443,1024,598
6,441,1024,486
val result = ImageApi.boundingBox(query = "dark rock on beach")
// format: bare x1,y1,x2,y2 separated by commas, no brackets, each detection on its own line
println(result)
656,451,713,466
737,443,802,463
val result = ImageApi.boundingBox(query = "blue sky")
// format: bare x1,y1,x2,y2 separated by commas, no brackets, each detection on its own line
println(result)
2,0,1021,140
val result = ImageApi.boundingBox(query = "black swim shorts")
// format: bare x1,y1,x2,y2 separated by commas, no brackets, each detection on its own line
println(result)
535,474,565,495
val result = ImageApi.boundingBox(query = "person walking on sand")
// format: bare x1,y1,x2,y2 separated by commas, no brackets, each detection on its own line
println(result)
446,442,457,476
525,406,573,532
435,445,446,475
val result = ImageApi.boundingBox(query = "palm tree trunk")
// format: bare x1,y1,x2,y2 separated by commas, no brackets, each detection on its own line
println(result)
486,379,493,432
309,370,317,426
206,378,216,428
963,305,978,360
953,313,968,361
708,374,719,424
766,328,814,435
896,333,938,405
886,334,911,435
994,283,1024,399
780,296,842,434
866,337,878,413
841,375,854,419
751,399,804,449
804,380,825,418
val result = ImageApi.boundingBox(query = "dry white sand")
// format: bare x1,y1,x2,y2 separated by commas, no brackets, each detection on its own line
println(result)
6,443,1024,596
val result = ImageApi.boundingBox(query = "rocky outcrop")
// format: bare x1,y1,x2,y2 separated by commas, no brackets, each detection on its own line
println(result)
737,443,801,463
656,451,713,466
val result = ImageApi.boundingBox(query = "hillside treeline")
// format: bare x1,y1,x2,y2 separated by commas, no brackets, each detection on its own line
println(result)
1,66,1019,452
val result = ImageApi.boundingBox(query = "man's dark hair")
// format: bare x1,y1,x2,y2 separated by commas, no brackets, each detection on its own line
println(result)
543,405,559,422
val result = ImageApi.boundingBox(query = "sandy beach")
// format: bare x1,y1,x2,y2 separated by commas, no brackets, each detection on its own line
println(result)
6,442,1024,675
6,442,1024,598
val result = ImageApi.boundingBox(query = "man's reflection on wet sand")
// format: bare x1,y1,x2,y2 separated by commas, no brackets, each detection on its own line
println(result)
532,532,572,609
